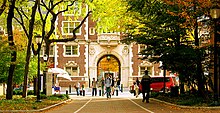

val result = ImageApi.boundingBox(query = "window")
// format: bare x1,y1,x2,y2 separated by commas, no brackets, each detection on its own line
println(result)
140,67,152,76
140,67,146,76
49,45,54,56
89,27,95,35
63,1,81,16
98,27,117,34
40,45,54,56
65,45,78,55
62,21,81,35
66,67,78,76
139,44,147,53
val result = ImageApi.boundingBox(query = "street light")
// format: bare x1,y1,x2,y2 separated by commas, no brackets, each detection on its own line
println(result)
210,3,220,105
36,35,42,102
43,54,48,95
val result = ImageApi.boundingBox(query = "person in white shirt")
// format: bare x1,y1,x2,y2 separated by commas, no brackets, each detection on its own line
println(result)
92,78,97,96
76,82,80,96
105,74,112,99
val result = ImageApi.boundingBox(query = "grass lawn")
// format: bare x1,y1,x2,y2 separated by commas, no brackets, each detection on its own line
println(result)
0,94,69,110
151,92,217,107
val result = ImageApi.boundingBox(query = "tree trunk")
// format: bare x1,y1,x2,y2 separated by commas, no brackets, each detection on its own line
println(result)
194,16,205,97
6,0,16,100
193,0,205,98
22,0,39,98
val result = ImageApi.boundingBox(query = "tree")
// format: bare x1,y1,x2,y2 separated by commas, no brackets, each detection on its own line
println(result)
0,26,37,96
86,0,129,32
124,0,212,97
0,37,11,84
6,0,16,100
13,0,39,98
163,0,212,98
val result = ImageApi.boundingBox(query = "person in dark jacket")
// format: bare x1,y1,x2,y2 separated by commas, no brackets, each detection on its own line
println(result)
141,70,151,103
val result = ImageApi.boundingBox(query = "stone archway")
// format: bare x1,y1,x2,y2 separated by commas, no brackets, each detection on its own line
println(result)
90,49,129,87
96,54,121,81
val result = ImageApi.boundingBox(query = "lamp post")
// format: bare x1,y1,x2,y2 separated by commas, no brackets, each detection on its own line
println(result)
210,3,220,105
43,54,48,95
36,35,42,102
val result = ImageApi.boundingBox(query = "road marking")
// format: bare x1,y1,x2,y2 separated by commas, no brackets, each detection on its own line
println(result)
74,98,92,113
128,98,154,113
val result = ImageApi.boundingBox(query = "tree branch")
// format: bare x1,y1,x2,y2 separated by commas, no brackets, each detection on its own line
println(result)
50,11,92,43
14,7,29,38
44,1,75,40
0,0,6,16
72,11,92,38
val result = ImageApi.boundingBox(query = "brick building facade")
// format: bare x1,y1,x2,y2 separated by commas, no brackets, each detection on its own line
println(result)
49,5,164,88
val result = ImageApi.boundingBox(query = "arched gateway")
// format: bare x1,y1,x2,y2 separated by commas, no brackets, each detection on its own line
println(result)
89,48,130,87
97,54,121,81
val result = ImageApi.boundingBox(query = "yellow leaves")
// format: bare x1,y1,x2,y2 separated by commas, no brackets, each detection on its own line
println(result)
13,29,27,51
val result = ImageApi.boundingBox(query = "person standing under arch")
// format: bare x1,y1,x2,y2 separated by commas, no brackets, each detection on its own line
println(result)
141,70,151,103
105,74,112,99
92,78,97,96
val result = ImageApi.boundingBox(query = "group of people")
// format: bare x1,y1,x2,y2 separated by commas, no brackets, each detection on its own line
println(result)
91,74,121,99
133,70,151,103
74,70,151,103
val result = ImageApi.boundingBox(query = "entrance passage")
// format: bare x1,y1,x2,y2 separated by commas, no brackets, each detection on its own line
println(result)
97,54,120,81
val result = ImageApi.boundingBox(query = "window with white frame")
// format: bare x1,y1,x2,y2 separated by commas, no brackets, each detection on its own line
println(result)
66,67,78,76
140,66,152,76
98,27,117,34
40,45,54,56
62,21,81,35
89,27,95,35
139,44,147,53
63,1,81,16
65,45,78,55
140,67,146,76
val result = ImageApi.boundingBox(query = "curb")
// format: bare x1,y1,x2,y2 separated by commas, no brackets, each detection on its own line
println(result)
0,99,72,113
151,98,220,109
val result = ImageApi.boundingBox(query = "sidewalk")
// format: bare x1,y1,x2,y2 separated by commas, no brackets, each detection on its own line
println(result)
60,88,140,99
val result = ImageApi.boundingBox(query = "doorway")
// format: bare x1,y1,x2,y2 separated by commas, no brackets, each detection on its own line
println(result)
97,54,121,81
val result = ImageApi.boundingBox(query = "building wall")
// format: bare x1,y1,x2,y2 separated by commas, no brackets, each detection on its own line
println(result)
54,5,162,88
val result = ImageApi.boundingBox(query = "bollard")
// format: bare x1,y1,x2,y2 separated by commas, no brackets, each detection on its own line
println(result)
66,89,68,95
121,84,123,92
116,89,118,96
99,89,101,96
69,85,71,93
80,90,82,96
83,90,85,96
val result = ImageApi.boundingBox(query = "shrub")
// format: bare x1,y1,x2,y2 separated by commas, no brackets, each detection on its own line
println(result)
13,90,22,95
40,94,47,99
27,90,34,95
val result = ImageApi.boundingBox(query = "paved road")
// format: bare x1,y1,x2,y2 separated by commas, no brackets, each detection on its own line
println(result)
45,92,220,113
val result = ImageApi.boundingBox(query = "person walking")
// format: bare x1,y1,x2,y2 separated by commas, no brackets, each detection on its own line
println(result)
75,82,80,96
101,77,105,96
111,76,115,95
92,78,97,96
134,82,139,98
136,77,140,95
116,78,121,92
141,70,151,103
105,74,112,99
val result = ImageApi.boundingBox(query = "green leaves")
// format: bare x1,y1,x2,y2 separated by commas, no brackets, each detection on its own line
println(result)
87,0,129,33
124,0,207,78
